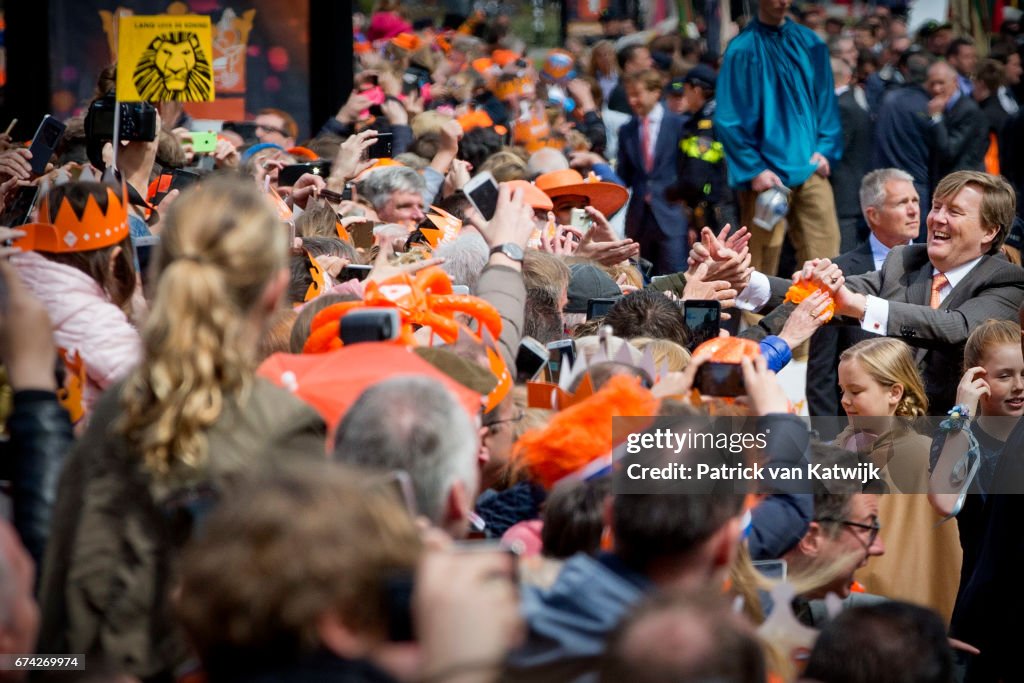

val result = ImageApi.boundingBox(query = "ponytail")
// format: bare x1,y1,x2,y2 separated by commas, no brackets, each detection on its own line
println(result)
118,177,286,477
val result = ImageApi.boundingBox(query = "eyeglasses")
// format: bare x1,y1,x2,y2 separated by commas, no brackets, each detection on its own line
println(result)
255,123,290,138
485,410,525,430
815,516,881,547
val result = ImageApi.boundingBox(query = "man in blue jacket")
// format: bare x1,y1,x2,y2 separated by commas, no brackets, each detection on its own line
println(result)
716,0,842,277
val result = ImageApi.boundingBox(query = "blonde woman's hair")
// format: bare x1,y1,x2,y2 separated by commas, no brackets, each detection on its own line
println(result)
963,319,1022,373
630,336,691,372
839,337,928,417
118,176,288,478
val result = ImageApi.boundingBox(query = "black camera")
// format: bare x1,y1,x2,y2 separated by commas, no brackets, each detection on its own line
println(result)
85,94,158,168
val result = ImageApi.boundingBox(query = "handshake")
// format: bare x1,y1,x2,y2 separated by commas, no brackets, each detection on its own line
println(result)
688,226,869,321
792,258,869,320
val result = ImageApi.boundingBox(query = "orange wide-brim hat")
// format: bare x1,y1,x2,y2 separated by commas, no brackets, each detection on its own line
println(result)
534,168,628,217
504,180,554,211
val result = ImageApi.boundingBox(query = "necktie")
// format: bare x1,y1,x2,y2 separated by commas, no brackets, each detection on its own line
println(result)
930,273,948,309
641,116,653,172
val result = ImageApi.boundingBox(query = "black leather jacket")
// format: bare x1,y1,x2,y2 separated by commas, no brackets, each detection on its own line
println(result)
1,390,73,577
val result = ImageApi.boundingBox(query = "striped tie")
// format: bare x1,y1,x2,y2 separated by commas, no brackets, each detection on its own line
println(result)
930,273,948,309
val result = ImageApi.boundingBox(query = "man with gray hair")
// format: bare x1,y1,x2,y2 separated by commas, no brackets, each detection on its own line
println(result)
356,166,427,227
436,232,490,291
808,168,920,418
332,376,481,538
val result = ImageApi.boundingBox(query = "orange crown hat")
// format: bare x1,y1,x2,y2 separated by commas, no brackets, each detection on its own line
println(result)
514,374,659,489
504,180,554,211
13,182,130,254
422,205,463,248
534,169,629,218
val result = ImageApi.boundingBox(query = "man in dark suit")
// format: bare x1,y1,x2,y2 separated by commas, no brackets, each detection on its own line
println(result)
727,171,1022,413
617,69,688,275
830,58,873,253
926,61,988,181
807,169,921,418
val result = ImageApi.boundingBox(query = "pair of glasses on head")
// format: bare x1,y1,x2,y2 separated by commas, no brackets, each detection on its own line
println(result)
815,515,881,548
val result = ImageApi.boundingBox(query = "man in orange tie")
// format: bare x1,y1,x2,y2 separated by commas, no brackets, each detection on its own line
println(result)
709,170,1023,412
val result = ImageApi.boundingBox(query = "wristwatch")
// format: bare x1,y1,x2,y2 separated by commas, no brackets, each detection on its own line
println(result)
489,243,524,262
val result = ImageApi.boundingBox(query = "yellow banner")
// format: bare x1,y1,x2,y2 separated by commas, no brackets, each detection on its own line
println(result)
116,15,214,102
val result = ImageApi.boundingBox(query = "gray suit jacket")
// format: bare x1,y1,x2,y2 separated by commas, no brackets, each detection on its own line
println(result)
764,244,1024,412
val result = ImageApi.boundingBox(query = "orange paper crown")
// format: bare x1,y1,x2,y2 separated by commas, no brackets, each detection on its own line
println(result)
13,183,130,254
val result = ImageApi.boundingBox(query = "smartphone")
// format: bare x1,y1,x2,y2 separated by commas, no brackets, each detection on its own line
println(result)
278,161,332,188
452,284,470,295
586,297,619,320
28,115,67,176
340,264,373,281
134,235,160,287
319,188,345,204
684,300,721,351
187,131,218,153
340,308,400,345
752,559,787,581
516,336,550,383
570,207,593,233
366,132,393,160
151,169,199,205
464,171,500,222
695,361,745,397
546,339,577,384
0,186,39,226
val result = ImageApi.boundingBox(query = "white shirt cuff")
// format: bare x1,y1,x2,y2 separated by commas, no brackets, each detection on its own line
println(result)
735,271,772,312
860,295,889,335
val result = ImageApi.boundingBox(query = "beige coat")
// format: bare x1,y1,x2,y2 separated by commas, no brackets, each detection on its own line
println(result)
837,423,962,623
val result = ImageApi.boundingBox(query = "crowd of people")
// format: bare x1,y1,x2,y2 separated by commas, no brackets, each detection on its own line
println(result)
0,0,1023,681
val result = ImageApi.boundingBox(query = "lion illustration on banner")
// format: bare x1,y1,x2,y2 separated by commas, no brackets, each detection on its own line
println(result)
132,31,212,102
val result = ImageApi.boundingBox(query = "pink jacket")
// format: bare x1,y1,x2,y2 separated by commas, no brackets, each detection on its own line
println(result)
12,251,142,410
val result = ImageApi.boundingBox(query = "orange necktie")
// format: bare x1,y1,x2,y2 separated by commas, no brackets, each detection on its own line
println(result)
930,273,948,309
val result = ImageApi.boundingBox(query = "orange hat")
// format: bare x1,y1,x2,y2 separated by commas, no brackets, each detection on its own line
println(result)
472,57,496,75
353,157,405,182
287,146,319,161
534,169,629,217
491,49,519,67
692,336,761,363
390,32,423,52
456,109,508,136
504,180,554,211
13,183,129,253
512,116,551,153
514,375,659,489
